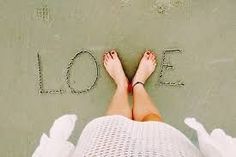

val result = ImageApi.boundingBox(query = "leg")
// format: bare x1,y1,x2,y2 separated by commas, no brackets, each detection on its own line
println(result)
103,50,132,119
106,85,131,119
132,50,162,122
133,85,162,121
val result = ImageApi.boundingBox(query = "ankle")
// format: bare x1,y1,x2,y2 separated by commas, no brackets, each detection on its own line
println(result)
117,83,128,91
132,76,145,87
132,81,144,88
132,83,145,92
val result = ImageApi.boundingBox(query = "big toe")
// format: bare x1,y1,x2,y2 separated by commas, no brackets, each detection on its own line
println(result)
144,50,152,59
110,49,118,59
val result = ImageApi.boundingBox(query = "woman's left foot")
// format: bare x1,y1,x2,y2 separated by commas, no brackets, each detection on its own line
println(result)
103,50,129,89
132,50,157,86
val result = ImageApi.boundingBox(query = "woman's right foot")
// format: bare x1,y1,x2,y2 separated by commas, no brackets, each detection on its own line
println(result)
132,50,157,86
103,50,129,89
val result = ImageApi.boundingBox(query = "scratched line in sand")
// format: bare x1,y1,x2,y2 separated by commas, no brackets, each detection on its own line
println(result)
36,49,184,95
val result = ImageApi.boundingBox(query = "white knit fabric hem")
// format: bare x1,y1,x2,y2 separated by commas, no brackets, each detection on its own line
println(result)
72,115,203,157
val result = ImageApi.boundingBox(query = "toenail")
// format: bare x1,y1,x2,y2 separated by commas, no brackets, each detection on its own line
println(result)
111,51,115,54
147,52,150,55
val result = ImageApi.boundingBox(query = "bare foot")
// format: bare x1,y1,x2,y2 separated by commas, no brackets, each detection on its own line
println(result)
132,50,157,86
103,50,129,89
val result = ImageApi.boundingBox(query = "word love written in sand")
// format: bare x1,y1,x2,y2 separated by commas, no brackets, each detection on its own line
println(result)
36,49,184,95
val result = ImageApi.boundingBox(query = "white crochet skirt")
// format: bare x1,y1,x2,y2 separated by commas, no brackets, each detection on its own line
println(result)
72,115,203,157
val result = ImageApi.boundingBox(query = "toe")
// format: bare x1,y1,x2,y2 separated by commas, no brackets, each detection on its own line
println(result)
104,60,108,66
150,52,157,64
104,51,109,56
152,52,157,59
103,56,108,66
104,55,110,63
108,52,114,59
145,50,151,55
144,50,151,59
105,57,109,62
153,59,157,65
105,52,111,59
150,53,155,60
110,49,118,59
104,55,109,63
103,52,108,60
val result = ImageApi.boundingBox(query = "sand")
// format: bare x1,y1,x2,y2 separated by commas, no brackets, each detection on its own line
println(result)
0,0,236,156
